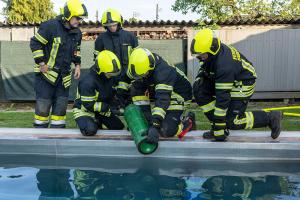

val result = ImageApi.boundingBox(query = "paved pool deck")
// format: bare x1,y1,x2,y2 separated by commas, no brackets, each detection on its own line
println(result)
0,128,299,161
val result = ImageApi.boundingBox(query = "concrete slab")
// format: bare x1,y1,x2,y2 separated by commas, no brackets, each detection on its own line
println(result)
0,128,299,161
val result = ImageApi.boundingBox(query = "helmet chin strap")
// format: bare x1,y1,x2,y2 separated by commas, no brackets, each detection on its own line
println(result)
61,17,77,30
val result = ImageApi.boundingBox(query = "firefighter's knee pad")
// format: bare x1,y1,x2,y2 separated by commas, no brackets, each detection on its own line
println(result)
35,99,52,116
52,97,68,116
81,125,97,136
76,117,98,136
160,117,181,138
161,124,180,137
34,99,52,128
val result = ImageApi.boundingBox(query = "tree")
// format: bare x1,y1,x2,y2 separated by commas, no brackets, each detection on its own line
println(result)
172,0,300,23
1,0,56,23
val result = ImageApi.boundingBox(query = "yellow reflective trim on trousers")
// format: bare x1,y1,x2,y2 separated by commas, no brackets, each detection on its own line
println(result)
168,105,184,111
152,107,166,118
242,59,257,78
155,84,173,91
35,32,48,45
34,114,49,121
200,100,216,113
215,83,234,90
94,102,102,112
73,108,95,119
32,50,44,58
132,95,149,102
234,115,247,125
245,112,254,129
214,107,227,117
214,129,225,136
47,37,61,68
51,115,66,121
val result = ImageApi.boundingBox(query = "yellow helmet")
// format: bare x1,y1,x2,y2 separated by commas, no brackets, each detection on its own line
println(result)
190,28,221,56
61,0,88,21
127,48,156,79
96,50,121,76
101,9,123,27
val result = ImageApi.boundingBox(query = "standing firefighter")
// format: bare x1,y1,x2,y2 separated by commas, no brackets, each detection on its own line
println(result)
191,28,282,141
127,48,195,144
94,9,139,106
73,50,124,136
30,0,87,128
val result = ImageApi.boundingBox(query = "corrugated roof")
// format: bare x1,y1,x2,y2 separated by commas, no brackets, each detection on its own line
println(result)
0,18,299,27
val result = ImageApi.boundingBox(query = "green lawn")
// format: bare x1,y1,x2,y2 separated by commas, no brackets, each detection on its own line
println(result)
0,106,299,130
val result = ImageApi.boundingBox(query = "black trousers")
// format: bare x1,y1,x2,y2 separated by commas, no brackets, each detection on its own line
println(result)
34,74,69,128
193,77,269,130
75,114,124,136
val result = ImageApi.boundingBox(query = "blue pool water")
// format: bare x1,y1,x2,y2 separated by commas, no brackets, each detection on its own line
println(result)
0,155,300,200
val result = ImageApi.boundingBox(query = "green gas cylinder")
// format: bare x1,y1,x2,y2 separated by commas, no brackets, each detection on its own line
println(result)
124,104,158,154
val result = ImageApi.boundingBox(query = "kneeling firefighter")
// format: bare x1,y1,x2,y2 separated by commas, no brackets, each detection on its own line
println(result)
73,50,124,136
191,28,282,141
30,0,88,128
127,48,195,144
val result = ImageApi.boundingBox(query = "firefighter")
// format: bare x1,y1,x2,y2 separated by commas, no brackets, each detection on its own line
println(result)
191,28,282,141
127,48,195,144
73,50,124,136
94,8,139,107
30,0,88,128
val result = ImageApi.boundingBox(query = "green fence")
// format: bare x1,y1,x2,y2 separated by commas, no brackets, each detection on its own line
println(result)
0,40,186,101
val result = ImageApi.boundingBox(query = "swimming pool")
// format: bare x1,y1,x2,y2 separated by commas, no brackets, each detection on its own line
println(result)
0,128,300,199
0,155,300,200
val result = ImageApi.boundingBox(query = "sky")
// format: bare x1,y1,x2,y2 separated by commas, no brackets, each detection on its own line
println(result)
0,0,200,22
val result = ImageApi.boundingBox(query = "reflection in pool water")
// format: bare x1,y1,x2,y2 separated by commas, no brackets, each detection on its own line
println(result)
0,167,300,200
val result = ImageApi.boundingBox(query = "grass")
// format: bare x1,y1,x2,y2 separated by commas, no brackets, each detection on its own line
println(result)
0,104,299,130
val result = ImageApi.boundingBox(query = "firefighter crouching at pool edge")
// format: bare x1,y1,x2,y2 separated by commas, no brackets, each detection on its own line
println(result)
73,50,124,136
127,48,195,144
30,0,88,128
191,28,282,141
94,9,139,107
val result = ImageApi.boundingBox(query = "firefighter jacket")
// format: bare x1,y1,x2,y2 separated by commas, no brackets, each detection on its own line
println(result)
132,54,192,128
30,16,82,88
73,65,115,118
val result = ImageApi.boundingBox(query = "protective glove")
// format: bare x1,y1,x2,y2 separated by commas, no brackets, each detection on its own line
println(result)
147,126,160,144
